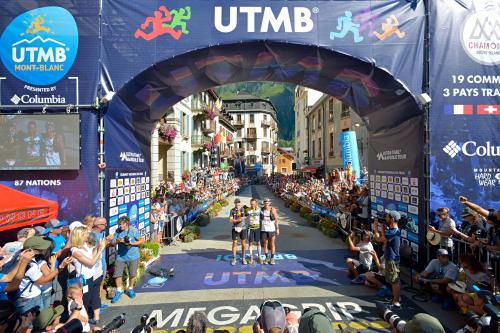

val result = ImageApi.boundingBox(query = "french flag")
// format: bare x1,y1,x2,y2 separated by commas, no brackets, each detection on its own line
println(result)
444,104,473,115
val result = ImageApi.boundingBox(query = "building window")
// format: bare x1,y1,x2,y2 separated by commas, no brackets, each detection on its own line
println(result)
318,111,321,128
312,141,315,158
341,103,350,118
318,138,322,158
330,133,334,150
264,115,267,120
237,114,242,122
263,128,268,137
237,129,242,137
281,167,287,173
329,99,334,112
250,114,255,123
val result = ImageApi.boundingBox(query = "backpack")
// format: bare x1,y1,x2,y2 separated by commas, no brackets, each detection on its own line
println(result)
259,300,286,332
298,309,334,333
148,265,175,278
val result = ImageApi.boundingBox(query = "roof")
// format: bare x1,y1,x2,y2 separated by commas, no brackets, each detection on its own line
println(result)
223,91,263,101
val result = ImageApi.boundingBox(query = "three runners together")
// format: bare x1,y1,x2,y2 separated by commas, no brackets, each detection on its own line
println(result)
230,197,279,265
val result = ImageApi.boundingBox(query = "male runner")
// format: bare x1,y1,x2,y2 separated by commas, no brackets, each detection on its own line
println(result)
260,198,280,265
229,198,247,265
247,198,263,264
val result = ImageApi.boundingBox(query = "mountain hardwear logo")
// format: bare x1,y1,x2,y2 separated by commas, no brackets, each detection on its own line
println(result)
134,6,191,41
0,7,79,85
443,140,461,158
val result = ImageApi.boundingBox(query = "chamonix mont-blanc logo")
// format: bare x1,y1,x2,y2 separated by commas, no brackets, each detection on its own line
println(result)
461,8,500,65
0,6,79,85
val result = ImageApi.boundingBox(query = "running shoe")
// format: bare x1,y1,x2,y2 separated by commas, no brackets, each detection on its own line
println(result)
111,290,123,303
388,303,402,310
231,258,237,266
248,256,254,265
269,258,276,265
258,257,264,265
127,289,136,299
242,258,248,265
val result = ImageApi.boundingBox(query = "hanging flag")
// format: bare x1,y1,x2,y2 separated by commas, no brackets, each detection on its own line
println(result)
226,133,232,143
215,99,223,111
214,132,221,144
220,130,225,143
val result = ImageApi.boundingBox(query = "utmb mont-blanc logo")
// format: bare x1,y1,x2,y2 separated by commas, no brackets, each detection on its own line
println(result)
0,6,79,85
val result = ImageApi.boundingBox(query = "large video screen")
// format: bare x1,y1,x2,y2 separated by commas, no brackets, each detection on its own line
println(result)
0,114,80,170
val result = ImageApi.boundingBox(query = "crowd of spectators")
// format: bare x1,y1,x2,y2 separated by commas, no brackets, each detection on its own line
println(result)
270,173,499,322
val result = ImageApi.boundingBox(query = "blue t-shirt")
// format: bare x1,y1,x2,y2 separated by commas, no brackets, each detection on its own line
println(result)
0,273,7,300
113,227,141,262
47,233,66,253
385,227,401,261
95,231,107,272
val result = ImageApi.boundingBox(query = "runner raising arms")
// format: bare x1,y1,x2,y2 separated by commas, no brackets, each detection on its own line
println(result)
230,198,247,266
260,198,280,265
246,198,263,265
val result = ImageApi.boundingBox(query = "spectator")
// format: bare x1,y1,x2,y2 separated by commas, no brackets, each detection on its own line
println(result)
42,219,68,257
346,230,374,283
186,311,209,333
70,227,106,315
459,196,499,227
415,249,458,310
364,254,388,295
91,217,110,326
373,211,401,310
150,206,160,244
298,308,334,333
427,207,455,257
15,236,66,314
17,228,35,244
0,300,36,333
448,253,493,315
32,305,64,333
0,249,35,299
110,216,144,303
66,284,91,332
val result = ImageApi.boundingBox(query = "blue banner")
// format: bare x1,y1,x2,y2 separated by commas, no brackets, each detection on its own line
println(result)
340,131,361,184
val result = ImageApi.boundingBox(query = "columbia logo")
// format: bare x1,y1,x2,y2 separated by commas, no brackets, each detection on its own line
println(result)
10,94,20,105
443,140,461,158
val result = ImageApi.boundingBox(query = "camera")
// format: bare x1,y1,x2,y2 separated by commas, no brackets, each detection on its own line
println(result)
123,236,132,249
131,314,157,333
460,291,499,333
94,313,126,333
376,301,406,333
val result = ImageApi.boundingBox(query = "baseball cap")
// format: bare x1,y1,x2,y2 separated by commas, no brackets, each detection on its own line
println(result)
436,248,449,257
17,228,32,238
23,236,52,251
385,210,401,221
33,226,46,235
44,219,68,229
263,198,271,203
405,313,445,333
33,305,64,330
234,198,241,203
2,242,22,256
69,221,85,232
460,207,475,217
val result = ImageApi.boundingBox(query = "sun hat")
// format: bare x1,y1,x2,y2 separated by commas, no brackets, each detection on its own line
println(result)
426,231,441,246
69,221,85,232
405,313,445,333
447,281,467,294
23,236,52,251
33,305,64,330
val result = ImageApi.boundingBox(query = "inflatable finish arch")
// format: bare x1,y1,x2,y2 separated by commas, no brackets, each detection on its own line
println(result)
0,0,498,263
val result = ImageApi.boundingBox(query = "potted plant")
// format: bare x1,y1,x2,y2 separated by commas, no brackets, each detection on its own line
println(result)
158,123,177,143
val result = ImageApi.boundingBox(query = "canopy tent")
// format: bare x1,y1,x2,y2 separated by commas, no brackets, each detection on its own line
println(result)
0,185,58,232
301,167,317,173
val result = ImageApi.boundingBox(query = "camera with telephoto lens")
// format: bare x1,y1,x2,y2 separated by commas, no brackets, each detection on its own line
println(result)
93,313,126,333
131,314,157,333
376,301,407,333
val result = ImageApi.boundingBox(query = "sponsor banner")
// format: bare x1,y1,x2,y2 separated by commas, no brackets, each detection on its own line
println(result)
106,169,151,237
430,0,500,218
105,296,425,333
340,131,361,184
0,1,100,106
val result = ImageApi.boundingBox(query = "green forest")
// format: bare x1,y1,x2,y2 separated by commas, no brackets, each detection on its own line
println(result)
216,82,296,141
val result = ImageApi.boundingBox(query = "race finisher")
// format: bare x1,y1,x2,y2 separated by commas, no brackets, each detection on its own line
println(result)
230,198,247,266
246,198,263,265
260,198,280,265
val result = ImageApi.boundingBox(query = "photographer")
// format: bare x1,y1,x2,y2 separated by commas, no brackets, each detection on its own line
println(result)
32,305,64,333
110,216,144,303
0,300,36,333
415,249,458,310
1,249,35,297
427,207,456,259
376,301,445,333
346,230,374,284
373,211,402,310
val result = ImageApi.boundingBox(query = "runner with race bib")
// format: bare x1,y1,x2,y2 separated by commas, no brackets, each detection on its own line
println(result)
229,198,247,266
260,198,280,265
246,198,263,265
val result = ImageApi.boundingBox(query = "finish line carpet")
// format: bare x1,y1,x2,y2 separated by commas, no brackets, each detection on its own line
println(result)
136,249,353,292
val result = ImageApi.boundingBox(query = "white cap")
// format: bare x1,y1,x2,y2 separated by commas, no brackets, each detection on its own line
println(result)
69,221,85,232
2,241,22,256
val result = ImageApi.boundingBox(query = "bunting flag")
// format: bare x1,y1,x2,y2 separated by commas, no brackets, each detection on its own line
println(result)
214,132,221,144
226,133,232,143
219,130,226,143
215,99,223,111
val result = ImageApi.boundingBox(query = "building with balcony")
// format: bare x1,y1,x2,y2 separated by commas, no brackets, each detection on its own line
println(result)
276,147,295,175
224,91,278,176
151,96,194,185
303,93,368,177
294,86,322,170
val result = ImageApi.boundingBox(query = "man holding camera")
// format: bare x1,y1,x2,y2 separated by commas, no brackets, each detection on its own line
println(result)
374,210,402,310
110,216,144,303
415,249,458,310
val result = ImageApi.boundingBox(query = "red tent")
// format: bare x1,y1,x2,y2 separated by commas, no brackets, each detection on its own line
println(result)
0,185,58,232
